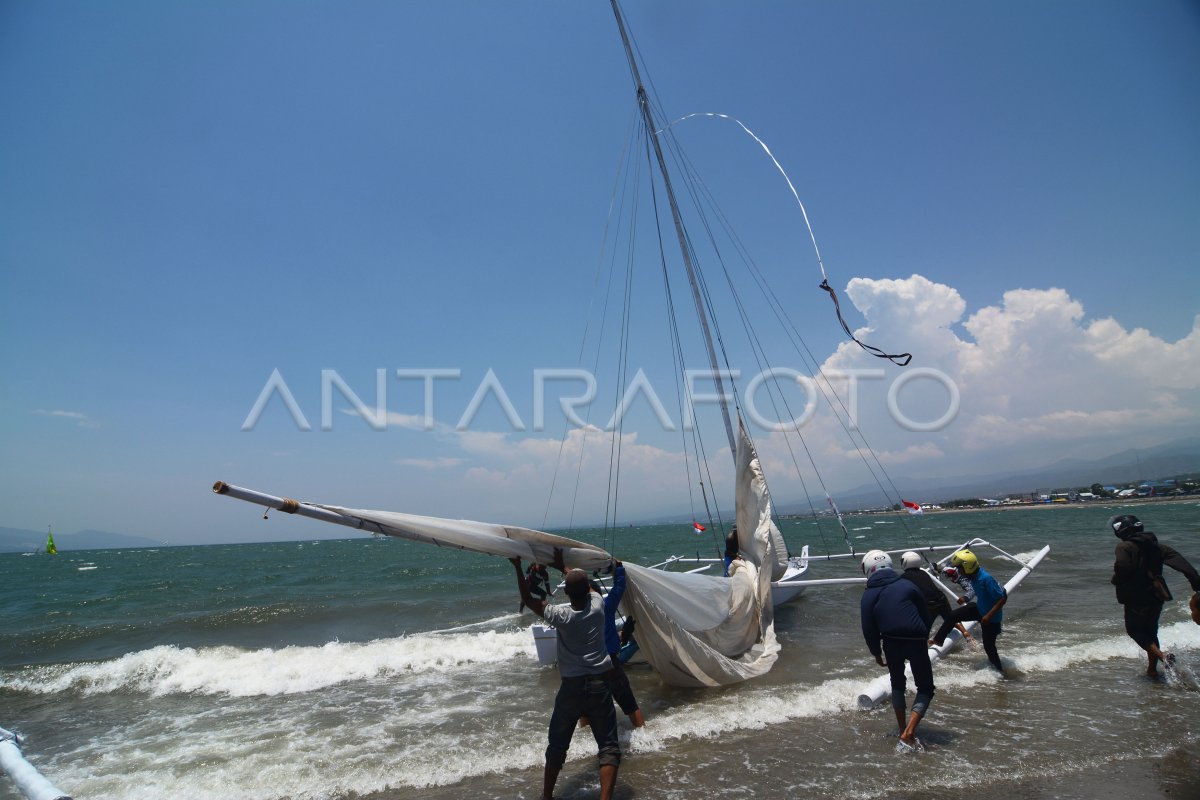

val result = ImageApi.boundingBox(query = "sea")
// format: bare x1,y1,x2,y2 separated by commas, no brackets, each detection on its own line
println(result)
3,501,1200,800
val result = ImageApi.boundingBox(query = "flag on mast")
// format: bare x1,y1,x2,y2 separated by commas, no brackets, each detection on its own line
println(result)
901,500,923,516
692,521,706,535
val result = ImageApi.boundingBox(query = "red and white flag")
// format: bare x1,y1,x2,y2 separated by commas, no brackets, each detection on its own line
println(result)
902,500,924,515
693,521,706,535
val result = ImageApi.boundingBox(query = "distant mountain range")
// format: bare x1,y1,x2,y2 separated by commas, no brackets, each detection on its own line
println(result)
0,527,166,554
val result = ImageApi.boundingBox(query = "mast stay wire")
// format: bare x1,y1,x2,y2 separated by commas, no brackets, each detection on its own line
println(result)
610,1,920,555
652,109,925,550
543,104,641,534
658,131,846,557
627,27,841,554
650,145,728,557
663,131,923,549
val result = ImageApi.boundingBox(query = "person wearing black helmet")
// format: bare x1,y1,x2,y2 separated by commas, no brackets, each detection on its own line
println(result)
1110,514,1200,677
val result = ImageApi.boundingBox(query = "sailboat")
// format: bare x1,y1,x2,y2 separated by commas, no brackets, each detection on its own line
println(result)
214,1,1048,691
45,526,58,555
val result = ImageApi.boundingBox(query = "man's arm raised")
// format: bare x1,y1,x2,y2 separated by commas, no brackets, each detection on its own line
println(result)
512,557,547,618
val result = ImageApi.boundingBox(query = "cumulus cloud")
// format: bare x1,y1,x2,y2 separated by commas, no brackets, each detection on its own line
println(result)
816,276,1200,477
338,276,1198,521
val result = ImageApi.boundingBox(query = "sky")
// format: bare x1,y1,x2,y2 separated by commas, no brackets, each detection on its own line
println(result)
1,0,1197,545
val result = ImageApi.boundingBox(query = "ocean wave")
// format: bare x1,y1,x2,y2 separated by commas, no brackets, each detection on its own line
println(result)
1,626,537,697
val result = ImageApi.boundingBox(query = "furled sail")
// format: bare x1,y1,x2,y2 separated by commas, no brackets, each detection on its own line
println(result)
617,420,780,687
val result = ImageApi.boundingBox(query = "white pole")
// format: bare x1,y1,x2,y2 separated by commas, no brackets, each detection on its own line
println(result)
0,732,71,800
856,545,1050,709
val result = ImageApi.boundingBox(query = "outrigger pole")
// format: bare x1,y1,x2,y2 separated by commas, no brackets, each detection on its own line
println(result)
0,726,71,800
855,544,1051,709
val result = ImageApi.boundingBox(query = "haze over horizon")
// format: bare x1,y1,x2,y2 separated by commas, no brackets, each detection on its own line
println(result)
2,1,1197,545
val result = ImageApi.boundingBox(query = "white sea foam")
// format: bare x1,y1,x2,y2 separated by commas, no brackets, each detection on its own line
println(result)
39,620,1200,800
2,626,539,697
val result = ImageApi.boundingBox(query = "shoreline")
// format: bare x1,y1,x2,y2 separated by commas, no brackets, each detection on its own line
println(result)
838,494,1197,518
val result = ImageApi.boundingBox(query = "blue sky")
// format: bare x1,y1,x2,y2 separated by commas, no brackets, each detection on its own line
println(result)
2,1,1197,545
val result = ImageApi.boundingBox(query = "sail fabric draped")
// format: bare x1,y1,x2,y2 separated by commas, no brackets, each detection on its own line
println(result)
619,420,779,687
315,506,615,572
294,421,780,688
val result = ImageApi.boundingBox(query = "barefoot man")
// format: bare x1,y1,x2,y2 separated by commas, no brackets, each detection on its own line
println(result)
512,552,621,800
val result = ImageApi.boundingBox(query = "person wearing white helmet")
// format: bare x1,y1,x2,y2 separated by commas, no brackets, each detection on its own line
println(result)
859,549,935,751
899,551,972,643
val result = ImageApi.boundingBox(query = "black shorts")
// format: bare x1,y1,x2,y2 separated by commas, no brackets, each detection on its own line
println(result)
1123,602,1164,649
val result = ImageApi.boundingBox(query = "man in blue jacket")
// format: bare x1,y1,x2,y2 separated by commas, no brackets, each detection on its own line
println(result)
860,549,934,750
582,561,644,729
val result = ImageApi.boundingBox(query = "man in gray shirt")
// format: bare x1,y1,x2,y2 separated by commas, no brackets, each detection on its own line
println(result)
512,553,621,800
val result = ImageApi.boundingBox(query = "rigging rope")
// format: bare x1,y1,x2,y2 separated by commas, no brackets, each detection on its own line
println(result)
657,117,922,552
664,112,912,367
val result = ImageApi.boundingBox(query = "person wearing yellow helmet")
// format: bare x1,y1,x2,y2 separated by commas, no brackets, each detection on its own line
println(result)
950,549,979,576
931,548,1008,672
1110,515,1200,677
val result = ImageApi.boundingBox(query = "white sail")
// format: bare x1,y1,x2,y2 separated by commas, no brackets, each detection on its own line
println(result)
316,505,614,572
617,419,779,687
215,437,782,689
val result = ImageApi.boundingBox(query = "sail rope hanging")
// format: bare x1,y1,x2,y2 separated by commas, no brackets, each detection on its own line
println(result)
653,121,918,552
663,112,912,367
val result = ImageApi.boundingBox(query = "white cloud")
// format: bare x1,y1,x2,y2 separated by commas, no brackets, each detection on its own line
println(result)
334,277,1197,522
33,409,95,428
396,457,463,469
816,277,1200,478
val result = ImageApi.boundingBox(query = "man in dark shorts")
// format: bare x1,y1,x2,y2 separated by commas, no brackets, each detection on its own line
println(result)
512,553,620,800
860,549,935,750
1110,515,1200,677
